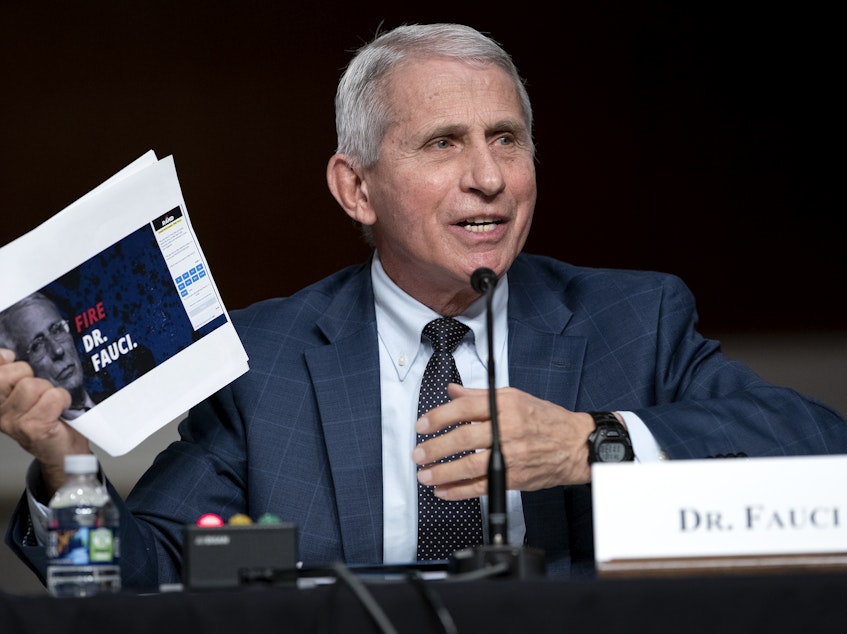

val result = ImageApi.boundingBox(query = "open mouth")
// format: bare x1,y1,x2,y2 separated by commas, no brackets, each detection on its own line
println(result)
457,217,502,233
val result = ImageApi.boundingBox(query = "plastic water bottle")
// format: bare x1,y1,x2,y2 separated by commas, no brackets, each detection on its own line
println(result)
46,454,121,597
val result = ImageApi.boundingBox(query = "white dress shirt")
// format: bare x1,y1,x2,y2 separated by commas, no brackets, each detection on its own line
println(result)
371,253,663,563
372,253,525,562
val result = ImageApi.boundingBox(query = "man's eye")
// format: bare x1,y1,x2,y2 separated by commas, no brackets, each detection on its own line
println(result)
28,337,46,355
433,139,451,149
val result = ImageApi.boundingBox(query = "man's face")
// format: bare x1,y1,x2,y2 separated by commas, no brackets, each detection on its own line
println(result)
361,58,536,311
7,299,84,393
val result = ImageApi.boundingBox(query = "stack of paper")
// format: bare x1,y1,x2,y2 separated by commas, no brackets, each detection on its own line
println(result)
0,152,249,455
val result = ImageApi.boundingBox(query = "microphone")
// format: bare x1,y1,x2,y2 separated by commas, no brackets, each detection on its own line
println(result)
469,268,507,546
447,268,546,579
470,267,497,294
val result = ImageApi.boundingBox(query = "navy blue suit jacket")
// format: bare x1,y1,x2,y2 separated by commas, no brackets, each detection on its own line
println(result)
8,253,847,587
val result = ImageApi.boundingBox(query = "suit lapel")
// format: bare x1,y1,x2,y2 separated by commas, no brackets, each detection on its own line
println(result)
305,265,384,564
506,256,584,407
507,256,588,574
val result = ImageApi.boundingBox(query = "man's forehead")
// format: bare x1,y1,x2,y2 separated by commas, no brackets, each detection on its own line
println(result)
387,62,524,129
7,297,59,325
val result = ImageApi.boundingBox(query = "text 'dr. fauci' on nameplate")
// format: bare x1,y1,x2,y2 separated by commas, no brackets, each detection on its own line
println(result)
0,151,249,456
591,454,847,577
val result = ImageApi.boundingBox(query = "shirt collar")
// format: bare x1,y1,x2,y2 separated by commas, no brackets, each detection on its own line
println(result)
371,251,509,380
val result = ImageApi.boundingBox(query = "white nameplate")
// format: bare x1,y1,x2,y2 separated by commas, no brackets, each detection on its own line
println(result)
592,454,847,575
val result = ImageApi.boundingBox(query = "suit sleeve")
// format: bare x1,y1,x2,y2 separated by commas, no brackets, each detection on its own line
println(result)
632,274,847,458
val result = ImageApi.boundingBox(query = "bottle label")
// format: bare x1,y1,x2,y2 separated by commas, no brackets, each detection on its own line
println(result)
90,527,117,562
48,526,119,566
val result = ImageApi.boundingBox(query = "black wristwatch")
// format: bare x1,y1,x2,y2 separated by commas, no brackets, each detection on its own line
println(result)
587,411,634,464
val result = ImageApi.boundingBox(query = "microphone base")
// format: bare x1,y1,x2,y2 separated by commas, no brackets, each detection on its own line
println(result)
448,544,546,580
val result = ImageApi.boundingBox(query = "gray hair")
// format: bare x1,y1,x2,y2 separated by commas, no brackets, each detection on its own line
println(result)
334,23,535,169
0,292,55,355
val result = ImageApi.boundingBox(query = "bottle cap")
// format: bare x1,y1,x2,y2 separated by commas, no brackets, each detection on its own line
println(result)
64,454,99,474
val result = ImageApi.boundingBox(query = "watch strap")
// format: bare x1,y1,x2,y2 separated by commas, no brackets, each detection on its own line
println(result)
588,411,622,428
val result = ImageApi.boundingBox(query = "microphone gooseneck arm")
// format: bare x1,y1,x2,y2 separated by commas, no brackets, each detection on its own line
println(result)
470,267,507,546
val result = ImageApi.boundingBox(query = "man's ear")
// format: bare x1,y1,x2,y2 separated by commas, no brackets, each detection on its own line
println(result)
326,154,376,226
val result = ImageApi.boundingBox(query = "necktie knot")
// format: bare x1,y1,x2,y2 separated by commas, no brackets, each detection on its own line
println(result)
422,317,468,355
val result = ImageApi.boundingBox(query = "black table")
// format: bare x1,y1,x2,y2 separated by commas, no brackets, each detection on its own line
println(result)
2,571,845,633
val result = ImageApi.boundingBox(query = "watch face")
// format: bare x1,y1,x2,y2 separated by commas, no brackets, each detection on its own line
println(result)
598,441,628,462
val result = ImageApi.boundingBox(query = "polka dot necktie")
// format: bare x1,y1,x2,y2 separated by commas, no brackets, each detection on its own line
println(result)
416,317,484,561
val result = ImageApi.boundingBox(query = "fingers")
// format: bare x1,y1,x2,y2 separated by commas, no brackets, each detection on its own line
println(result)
25,381,73,425
415,384,488,436
4,374,70,417
0,351,89,496
0,361,73,456
424,472,488,501
417,445,490,500
1,376,69,435
412,384,494,499
0,357,34,401
413,419,488,464
413,385,595,495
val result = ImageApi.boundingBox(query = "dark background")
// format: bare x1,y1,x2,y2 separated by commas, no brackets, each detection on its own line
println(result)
2,2,842,334
1,1,845,596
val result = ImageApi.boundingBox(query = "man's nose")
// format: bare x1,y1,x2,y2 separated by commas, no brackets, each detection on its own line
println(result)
461,144,506,197
47,338,66,359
